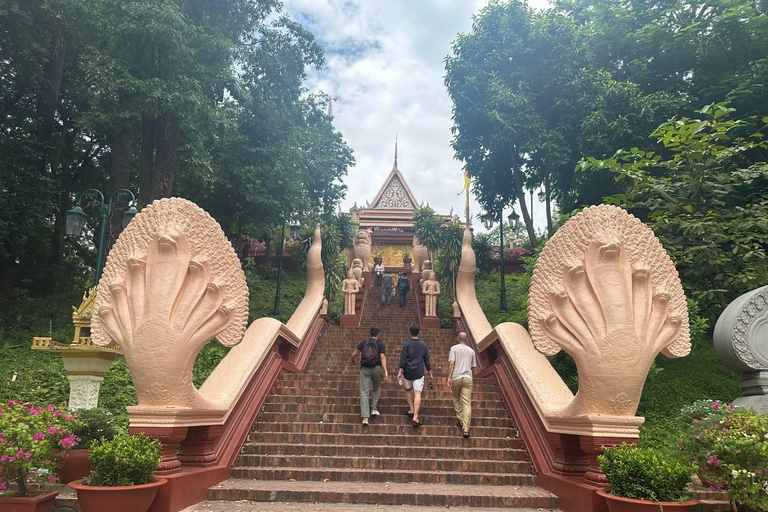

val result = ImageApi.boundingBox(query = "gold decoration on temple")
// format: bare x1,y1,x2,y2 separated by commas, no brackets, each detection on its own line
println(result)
32,288,123,355
372,245,413,267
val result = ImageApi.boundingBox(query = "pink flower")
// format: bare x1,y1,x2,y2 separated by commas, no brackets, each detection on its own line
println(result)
693,419,698,423
32,432,45,441
0,455,8,462
47,475,56,483
728,403,735,409
29,409,39,416
47,404,55,410
47,426,57,435
53,411,61,417
0,407,5,415
64,416,74,422
0,481,6,491
712,403,719,410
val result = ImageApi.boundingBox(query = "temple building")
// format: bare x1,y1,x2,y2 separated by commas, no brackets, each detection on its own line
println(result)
349,144,453,267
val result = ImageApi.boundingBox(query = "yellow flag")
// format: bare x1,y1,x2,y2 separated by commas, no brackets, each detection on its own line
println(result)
458,170,471,216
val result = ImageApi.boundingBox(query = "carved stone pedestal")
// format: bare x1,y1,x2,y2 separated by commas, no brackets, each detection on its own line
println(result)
62,353,116,409
422,316,441,329
129,426,189,475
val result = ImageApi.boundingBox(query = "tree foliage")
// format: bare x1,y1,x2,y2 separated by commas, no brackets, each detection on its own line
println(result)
0,0,354,321
580,104,768,315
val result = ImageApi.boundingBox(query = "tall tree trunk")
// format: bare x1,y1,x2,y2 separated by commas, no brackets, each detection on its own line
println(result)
138,117,157,205
151,114,179,199
545,170,553,237
509,143,537,250
0,256,19,324
106,126,134,251
264,235,273,269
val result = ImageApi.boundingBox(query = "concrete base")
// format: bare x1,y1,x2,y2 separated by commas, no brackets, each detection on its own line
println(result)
734,395,768,414
421,316,441,329
340,314,359,327
741,370,768,395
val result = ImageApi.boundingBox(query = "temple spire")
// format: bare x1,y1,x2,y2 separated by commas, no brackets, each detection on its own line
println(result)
327,98,333,117
393,134,398,170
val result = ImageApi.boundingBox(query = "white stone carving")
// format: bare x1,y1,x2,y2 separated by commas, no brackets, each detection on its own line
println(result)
374,175,414,209
68,376,104,410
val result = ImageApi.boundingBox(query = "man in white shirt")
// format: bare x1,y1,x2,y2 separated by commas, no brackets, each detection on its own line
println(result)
445,332,478,439
374,262,385,287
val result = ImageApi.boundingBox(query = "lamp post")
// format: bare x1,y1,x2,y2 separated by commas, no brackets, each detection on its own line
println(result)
66,189,138,286
273,221,301,316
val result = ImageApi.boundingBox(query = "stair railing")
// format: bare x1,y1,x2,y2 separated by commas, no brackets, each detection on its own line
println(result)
453,205,692,512
90,198,329,512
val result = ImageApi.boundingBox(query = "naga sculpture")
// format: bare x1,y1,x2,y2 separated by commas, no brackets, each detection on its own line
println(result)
456,204,690,432
412,235,428,274
92,197,325,416
353,229,373,271
528,205,690,417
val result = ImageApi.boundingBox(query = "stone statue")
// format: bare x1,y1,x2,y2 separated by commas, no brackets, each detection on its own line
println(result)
342,270,360,316
528,205,689,417
452,300,461,318
421,271,440,317
714,285,768,412
412,235,428,274
92,198,249,409
320,297,329,316
420,260,433,285
351,258,365,287
353,229,373,271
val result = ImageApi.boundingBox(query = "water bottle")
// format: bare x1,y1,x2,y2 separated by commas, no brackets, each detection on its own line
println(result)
398,376,403,386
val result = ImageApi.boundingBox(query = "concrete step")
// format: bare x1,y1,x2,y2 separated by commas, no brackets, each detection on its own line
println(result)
207,480,557,508
260,402,510,417
249,431,523,449
228,467,537,486
185,501,559,512
251,421,515,437
241,442,528,461
236,453,530,473
255,412,514,427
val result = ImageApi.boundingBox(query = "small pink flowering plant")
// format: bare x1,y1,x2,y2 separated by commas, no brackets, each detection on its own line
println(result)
685,405,768,511
0,400,80,497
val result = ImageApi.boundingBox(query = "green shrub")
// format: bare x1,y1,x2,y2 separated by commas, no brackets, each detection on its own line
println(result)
86,433,161,487
598,443,693,502
69,408,122,449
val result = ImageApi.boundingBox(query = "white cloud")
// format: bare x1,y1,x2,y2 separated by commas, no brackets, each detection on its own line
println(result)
283,0,552,233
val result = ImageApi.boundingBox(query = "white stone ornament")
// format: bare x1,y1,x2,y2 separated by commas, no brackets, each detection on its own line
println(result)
714,285,768,412
374,175,415,209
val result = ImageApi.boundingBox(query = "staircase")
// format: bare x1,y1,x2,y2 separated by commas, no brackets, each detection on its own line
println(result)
187,285,559,511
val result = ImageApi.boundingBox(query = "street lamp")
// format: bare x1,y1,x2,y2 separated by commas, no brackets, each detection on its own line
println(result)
273,220,300,316
66,189,138,286
508,210,520,240
482,210,507,313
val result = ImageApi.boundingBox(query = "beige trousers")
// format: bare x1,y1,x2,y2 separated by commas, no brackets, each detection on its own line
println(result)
451,377,473,431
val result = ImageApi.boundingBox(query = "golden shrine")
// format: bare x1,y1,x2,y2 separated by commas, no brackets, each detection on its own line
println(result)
32,288,122,409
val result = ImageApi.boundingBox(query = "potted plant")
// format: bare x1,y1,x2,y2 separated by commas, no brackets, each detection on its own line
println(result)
597,443,699,512
58,408,122,483
685,404,768,512
402,250,412,264
0,400,80,512
68,433,164,512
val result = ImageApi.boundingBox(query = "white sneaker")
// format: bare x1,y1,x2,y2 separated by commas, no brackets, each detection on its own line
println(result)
362,417,369,426
371,410,380,416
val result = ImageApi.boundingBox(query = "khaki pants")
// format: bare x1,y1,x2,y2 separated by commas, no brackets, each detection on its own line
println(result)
360,366,383,418
451,377,473,431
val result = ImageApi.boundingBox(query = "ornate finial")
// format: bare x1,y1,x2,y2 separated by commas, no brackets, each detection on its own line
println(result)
328,98,333,117
393,134,398,170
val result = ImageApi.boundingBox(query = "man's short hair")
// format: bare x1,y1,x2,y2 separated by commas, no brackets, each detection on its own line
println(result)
409,325,420,336
457,332,468,342
370,327,380,337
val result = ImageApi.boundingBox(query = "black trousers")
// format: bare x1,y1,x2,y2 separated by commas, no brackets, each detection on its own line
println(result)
399,290,408,306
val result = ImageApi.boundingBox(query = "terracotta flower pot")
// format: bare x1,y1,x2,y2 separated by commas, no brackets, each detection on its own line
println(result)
58,449,92,483
597,490,700,512
0,490,58,512
68,478,167,512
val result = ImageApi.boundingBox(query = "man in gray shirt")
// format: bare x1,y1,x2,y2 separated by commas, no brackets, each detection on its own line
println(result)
445,332,477,439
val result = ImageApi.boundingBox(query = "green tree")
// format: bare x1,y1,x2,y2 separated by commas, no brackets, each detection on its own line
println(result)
413,206,443,262
580,104,768,315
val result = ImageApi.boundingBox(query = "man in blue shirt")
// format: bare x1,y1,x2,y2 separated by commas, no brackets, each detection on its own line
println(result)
397,325,434,427
351,327,389,426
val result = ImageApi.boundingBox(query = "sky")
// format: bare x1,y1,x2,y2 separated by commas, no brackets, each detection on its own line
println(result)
281,0,552,233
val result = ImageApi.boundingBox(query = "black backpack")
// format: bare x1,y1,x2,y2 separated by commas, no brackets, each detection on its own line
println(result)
360,338,380,367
